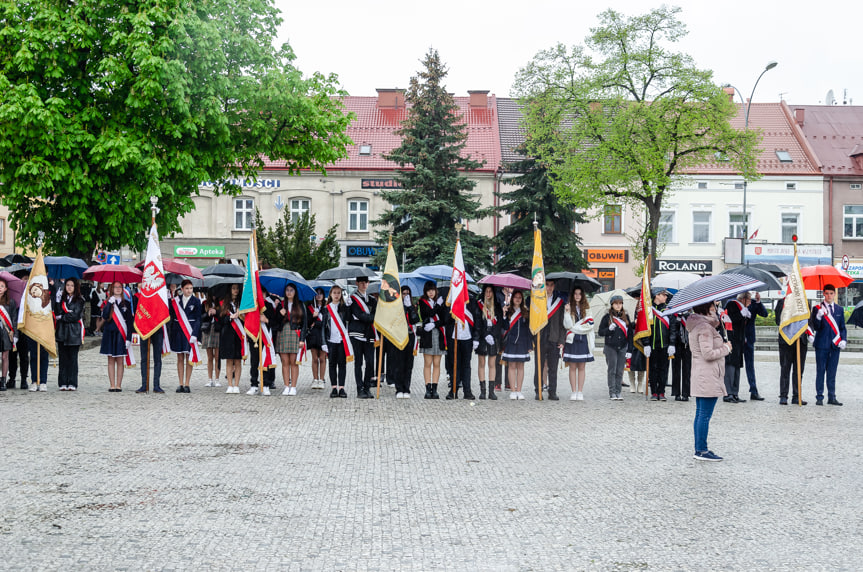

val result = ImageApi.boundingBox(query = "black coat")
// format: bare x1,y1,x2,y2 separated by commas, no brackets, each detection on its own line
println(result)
169,295,202,352
55,296,83,346
416,296,447,349
321,302,350,349
444,300,479,345
475,299,503,354
347,291,376,341
598,312,632,351
724,300,747,368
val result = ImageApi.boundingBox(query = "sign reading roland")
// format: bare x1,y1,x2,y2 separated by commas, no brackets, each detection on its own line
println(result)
655,259,713,273
347,245,385,258
174,245,226,258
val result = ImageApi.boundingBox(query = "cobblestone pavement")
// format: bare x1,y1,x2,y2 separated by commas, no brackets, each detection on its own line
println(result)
1,345,861,571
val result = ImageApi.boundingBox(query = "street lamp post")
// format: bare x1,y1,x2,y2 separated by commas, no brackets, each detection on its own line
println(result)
725,61,778,265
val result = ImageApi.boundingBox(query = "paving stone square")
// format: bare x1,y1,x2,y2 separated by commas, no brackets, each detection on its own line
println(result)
1,346,861,570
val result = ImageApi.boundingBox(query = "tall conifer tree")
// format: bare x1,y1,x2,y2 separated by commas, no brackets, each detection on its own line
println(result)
374,49,495,275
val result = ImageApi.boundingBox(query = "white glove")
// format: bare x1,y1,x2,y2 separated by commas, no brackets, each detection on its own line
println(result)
740,308,751,318
625,352,632,359
321,344,328,354
190,336,197,346
473,341,479,351
125,340,131,349
608,322,616,331
423,322,435,332
108,296,116,304
668,345,676,357
839,340,847,350
485,334,494,345
817,307,826,319
436,296,443,305
807,334,815,344
643,346,652,358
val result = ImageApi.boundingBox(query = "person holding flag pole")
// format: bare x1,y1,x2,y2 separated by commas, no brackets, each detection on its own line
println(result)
373,235,409,399
779,236,813,406
632,243,653,401
18,238,57,392
446,223,475,400
238,230,276,396
134,197,172,394
528,219,550,401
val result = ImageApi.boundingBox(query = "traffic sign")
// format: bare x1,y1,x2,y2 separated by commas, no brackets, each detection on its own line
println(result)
107,254,120,265
842,254,850,271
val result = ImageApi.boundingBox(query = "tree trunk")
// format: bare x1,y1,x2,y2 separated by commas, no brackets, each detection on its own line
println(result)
643,195,662,279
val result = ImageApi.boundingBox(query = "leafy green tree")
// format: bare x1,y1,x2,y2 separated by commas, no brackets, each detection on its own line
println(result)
373,49,495,275
512,6,759,271
0,0,353,259
496,144,589,275
255,209,340,279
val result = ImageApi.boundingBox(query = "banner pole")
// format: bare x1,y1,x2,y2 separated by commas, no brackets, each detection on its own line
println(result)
144,337,150,393
644,354,650,401
376,340,384,399
795,338,802,407
37,343,41,389
537,334,543,401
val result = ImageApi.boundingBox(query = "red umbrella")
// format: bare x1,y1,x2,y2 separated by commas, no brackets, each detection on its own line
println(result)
135,257,204,279
800,265,854,291
478,273,532,290
83,264,143,284
0,271,25,303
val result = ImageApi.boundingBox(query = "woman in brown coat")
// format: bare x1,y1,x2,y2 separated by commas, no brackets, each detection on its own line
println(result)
687,301,732,462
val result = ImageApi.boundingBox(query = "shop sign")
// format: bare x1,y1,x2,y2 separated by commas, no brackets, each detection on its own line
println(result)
584,249,628,264
174,245,225,258
745,243,832,266
836,261,863,279
361,179,402,189
583,268,616,279
347,245,385,258
655,259,713,273
199,179,281,189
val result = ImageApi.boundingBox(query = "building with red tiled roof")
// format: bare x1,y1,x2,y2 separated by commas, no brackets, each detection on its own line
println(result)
791,104,863,286
165,90,503,267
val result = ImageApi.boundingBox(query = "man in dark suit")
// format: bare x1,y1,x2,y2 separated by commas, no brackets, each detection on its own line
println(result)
809,284,846,406
742,292,768,400
348,275,377,399
532,278,566,400
774,296,809,405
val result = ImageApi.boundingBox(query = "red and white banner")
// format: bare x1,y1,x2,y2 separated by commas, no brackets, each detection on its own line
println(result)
171,296,202,365
448,240,468,324
134,224,171,339
260,323,276,368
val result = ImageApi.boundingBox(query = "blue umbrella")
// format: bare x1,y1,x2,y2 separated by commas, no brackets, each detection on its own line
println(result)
258,269,316,300
412,265,475,283
43,256,88,280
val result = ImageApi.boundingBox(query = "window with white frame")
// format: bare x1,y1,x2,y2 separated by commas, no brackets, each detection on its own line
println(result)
728,213,750,238
844,205,863,238
234,198,254,230
348,199,369,231
781,213,799,243
657,210,676,243
692,211,711,243
290,198,310,223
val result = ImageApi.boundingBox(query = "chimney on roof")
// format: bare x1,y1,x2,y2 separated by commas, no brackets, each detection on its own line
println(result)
723,87,735,103
795,108,805,126
468,90,489,108
376,88,404,109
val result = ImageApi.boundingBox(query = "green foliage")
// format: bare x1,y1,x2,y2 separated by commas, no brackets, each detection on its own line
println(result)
496,145,588,274
255,208,340,279
512,6,760,271
0,0,353,259
372,48,496,275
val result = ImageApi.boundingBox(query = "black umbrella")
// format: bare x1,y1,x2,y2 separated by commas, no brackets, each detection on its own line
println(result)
747,263,786,278
719,266,783,291
545,271,602,294
204,275,244,299
316,265,376,281
1,253,32,266
849,306,863,329
4,263,31,275
201,263,245,277
624,285,672,299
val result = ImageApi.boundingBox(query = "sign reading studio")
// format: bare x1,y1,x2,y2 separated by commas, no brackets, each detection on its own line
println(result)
655,259,713,273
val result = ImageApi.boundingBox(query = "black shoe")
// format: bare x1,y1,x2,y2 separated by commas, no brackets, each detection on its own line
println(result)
675,395,684,401
330,387,339,398
733,395,746,403
479,381,486,400
723,396,734,403
488,389,497,400
431,385,440,399
446,392,456,400
20,380,28,390
0,383,5,392
176,386,185,393
184,386,190,393
779,397,788,405
791,397,807,405
338,388,348,398
816,399,823,406
828,398,843,406
681,396,689,402
424,384,433,399
154,387,165,394
358,389,373,399
136,386,147,393
750,393,765,401
621,381,630,387
463,393,476,400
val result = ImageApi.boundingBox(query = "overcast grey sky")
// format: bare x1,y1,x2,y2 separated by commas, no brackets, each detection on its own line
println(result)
274,0,861,106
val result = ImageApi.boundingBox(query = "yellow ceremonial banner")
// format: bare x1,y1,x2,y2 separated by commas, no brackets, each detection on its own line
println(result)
18,248,57,357
529,225,548,335
779,243,810,344
373,241,409,350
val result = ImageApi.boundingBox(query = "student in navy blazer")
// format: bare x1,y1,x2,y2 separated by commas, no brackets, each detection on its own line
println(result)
170,280,202,393
808,283,846,406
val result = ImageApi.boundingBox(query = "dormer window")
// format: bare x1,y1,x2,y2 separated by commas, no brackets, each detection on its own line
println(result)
775,150,793,163
359,144,372,156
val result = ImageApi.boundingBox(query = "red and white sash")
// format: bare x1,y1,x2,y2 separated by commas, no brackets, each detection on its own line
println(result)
295,329,307,364
0,305,14,336
261,323,276,368
720,309,733,331
110,301,136,367
308,303,323,322
161,323,171,355
421,298,447,350
224,303,248,359
478,301,498,325
578,316,595,328
815,304,843,347
351,294,379,344
62,300,85,343
327,302,354,362
171,296,202,364
652,308,669,329
611,315,628,336
547,297,563,319
505,310,523,337
678,315,687,329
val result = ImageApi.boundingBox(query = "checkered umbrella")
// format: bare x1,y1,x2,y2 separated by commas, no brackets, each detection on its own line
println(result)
660,274,765,317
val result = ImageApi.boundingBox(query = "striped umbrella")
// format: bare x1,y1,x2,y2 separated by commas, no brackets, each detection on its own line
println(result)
661,274,765,317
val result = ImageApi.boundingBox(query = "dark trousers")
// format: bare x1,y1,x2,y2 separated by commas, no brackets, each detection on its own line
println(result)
9,333,30,382
387,336,415,394
671,345,692,397
814,345,840,400
724,364,741,397
743,341,758,394
140,330,163,389
351,337,374,391
446,338,473,396
533,337,561,396
28,337,49,385
778,338,807,399
248,339,276,387
648,347,669,395
57,343,80,388
329,342,347,387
